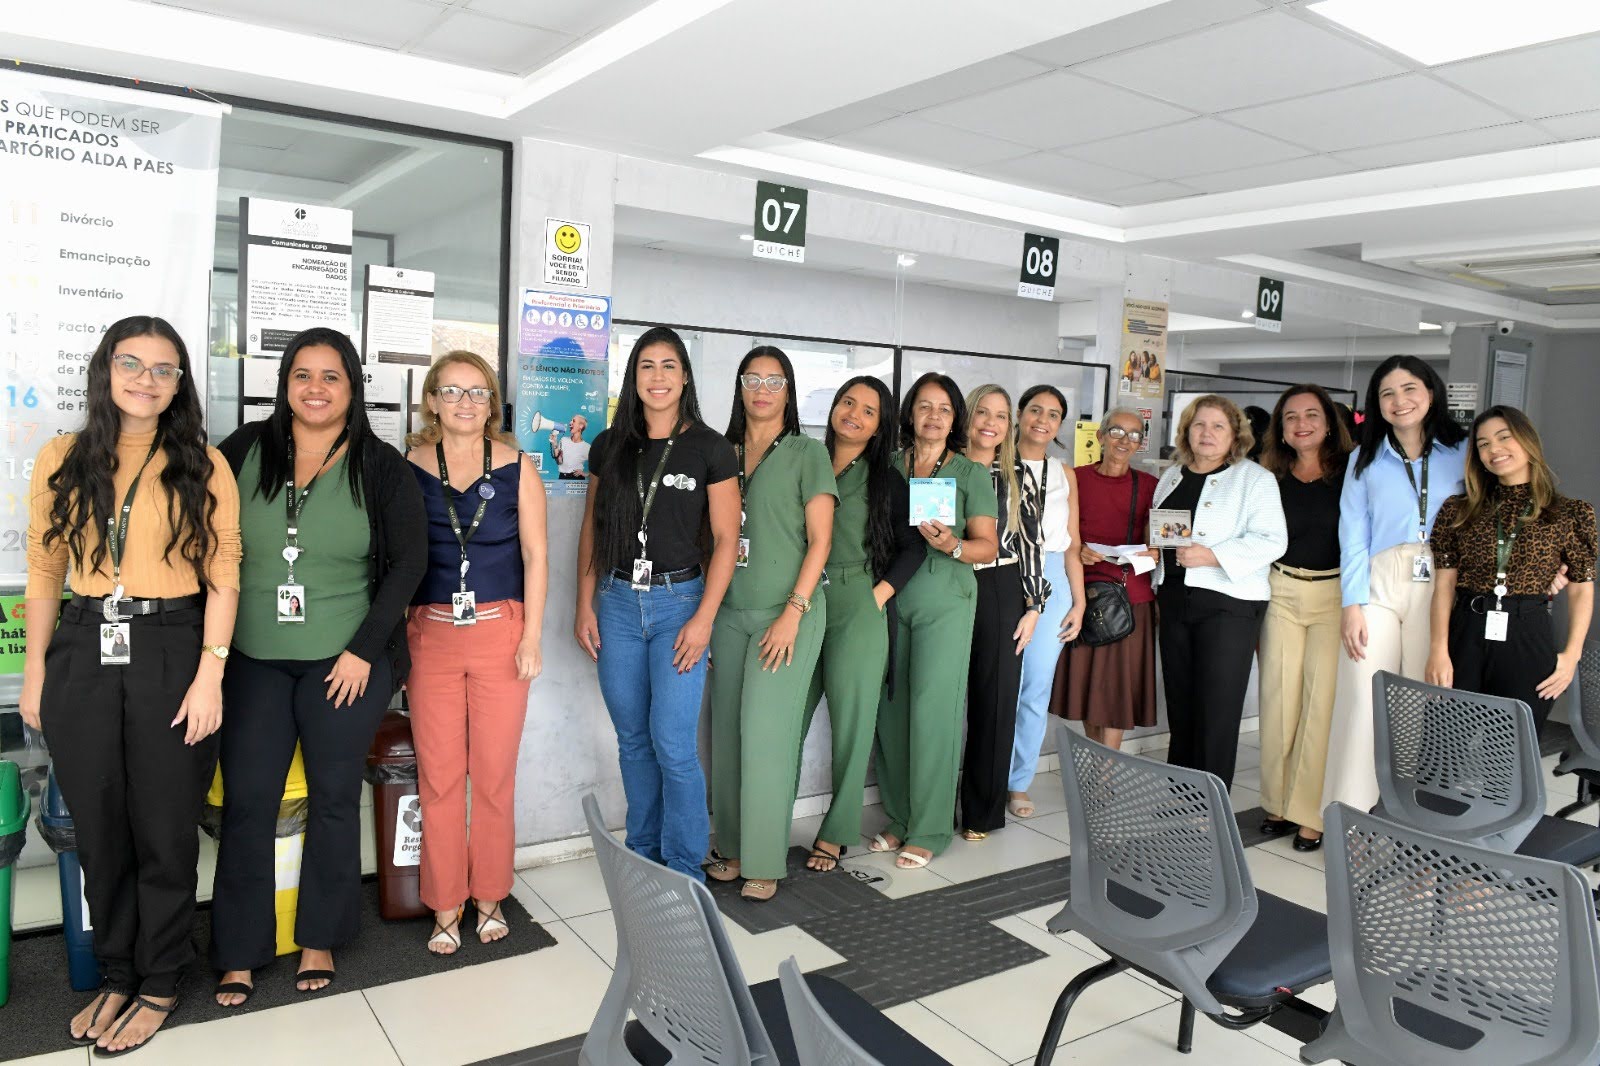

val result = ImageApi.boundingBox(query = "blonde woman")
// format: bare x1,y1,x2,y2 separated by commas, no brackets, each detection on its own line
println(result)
405,351,547,953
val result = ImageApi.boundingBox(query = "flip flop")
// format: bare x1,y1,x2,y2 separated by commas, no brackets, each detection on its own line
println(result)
896,849,931,870
92,995,176,1058
68,988,119,1046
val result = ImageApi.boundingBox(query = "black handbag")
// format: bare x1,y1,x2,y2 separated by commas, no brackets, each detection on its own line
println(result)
1077,471,1140,648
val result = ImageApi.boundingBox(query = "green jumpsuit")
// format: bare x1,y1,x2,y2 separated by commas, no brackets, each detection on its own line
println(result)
875,451,997,855
709,432,836,881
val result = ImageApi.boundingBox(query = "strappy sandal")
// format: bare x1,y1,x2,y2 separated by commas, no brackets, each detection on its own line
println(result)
868,833,900,853
213,977,254,1008
962,829,989,842
428,907,463,955
896,848,932,870
68,987,123,1046
92,995,176,1058
704,850,741,882
805,840,846,872
475,901,509,944
740,879,777,902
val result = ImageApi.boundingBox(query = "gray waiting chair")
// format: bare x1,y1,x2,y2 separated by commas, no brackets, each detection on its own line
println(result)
779,957,882,1066
1552,641,1600,819
1372,671,1600,866
1304,803,1600,1066
577,794,948,1066
1033,725,1332,1065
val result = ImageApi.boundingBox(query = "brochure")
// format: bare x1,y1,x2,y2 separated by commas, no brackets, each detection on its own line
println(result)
1149,509,1193,547
909,477,957,526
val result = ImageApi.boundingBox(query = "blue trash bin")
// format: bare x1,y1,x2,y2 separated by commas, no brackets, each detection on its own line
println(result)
37,770,97,991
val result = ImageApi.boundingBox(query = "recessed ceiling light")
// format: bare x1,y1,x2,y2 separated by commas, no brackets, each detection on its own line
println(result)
896,253,917,268
1240,310,1255,319
738,233,753,241
1307,0,1600,65
1419,321,1442,330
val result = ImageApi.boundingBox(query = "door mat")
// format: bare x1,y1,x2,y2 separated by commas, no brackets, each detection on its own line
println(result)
0,881,554,1061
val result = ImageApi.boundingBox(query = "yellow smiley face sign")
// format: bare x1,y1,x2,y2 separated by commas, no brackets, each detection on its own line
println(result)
554,224,582,255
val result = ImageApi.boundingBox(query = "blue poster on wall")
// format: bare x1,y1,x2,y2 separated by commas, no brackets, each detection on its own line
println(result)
516,290,610,495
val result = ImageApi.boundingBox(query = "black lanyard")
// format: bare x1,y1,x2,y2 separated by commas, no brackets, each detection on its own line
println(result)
903,446,949,480
1399,444,1430,541
106,434,162,600
283,428,349,579
1493,499,1533,602
737,432,786,525
635,426,682,559
438,438,493,591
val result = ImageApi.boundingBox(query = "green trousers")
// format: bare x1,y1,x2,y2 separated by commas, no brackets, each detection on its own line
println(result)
875,556,977,855
709,590,827,880
802,563,889,849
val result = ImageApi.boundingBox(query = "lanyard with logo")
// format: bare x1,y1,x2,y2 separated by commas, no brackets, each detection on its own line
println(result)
735,432,785,568
631,427,682,589
1493,500,1533,604
438,438,494,623
277,428,348,624
102,433,162,623
1399,445,1431,542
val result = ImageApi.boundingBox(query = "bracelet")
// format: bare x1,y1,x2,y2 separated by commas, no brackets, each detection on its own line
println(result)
950,539,964,560
787,593,812,614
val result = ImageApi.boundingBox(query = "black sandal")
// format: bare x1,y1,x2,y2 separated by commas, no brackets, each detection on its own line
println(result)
805,840,846,872
214,979,254,1007
68,987,121,1046
295,969,337,993
91,995,176,1058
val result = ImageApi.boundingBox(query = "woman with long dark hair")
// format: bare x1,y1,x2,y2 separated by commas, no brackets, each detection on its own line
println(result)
575,327,739,882
1257,385,1353,852
23,316,240,1054
1427,407,1595,729
872,372,998,869
798,376,924,872
211,327,427,1003
1320,356,1466,815
704,346,834,902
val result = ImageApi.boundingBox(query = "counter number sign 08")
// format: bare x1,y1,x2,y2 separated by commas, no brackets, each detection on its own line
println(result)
1018,232,1059,301
1255,276,1284,333
752,181,807,264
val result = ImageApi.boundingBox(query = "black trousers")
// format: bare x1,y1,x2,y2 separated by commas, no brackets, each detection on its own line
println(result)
961,564,1026,832
210,650,391,971
1157,584,1265,790
40,601,214,998
1448,593,1558,733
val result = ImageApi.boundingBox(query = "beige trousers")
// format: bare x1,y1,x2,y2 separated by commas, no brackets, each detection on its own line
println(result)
1319,543,1435,817
1257,567,1342,830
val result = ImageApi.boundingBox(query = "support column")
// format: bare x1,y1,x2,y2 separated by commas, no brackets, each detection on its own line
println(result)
1091,254,1173,463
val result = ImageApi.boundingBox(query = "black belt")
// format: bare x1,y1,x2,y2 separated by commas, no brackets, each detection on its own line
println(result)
1272,563,1339,582
68,593,205,619
1457,592,1550,616
609,564,702,587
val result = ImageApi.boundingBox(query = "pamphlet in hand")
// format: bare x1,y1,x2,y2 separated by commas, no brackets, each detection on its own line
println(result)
909,478,957,526
1087,543,1158,576
1149,509,1194,547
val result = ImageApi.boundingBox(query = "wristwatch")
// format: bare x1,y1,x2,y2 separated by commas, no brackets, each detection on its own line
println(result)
202,644,230,662
950,539,964,560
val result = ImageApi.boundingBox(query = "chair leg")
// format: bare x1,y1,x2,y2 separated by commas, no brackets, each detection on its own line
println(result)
1033,958,1126,1066
1177,998,1196,1054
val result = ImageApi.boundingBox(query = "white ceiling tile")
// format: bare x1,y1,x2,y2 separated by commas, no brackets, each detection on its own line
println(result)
408,10,572,74
463,0,652,36
966,152,1154,195
1183,154,1355,193
151,0,448,50
1224,74,1518,152
1100,180,1202,205
1536,110,1600,141
1075,11,1405,112
869,55,1054,114
1062,118,1307,178
1434,34,1600,119
1016,0,1266,68
918,71,1194,151
779,102,903,140
1330,123,1554,169
831,116,1034,168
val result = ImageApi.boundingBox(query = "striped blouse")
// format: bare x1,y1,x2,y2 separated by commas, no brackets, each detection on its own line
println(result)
991,456,1050,611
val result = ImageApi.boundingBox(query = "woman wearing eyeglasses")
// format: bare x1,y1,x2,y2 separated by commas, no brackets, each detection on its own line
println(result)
23,316,240,1055
704,347,834,902
404,351,547,955
1052,407,1158,752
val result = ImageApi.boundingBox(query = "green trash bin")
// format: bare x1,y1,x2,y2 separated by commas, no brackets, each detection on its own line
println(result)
0,759,31,1009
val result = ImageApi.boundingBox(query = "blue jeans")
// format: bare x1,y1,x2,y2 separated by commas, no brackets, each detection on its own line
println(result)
1012,550,1073,791
594,572,710,881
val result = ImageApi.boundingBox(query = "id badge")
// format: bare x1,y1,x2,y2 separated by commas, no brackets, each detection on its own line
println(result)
451,591,477,626
1411,554,1432,582
1485,610,1509,642
630,558,653,591
736,536,750,568
99,623,130,666
277,583,306,624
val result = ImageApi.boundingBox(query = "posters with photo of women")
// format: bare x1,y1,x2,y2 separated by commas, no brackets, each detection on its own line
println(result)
1119,298,1167,402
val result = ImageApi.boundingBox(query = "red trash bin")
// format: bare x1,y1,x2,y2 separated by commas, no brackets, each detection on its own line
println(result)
366,711,428,920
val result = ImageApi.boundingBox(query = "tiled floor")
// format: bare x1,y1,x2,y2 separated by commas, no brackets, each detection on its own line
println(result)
10,735,1599,1066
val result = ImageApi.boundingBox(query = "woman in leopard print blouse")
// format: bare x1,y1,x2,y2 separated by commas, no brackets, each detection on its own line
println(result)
1426,406,1596,729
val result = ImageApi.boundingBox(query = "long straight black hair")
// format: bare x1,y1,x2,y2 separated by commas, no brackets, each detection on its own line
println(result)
43,315,219,588
591,326,706,574
898,371,968,452
1352,355,1465,477
724,345,801,446
253,327,372,504
823,376,899,582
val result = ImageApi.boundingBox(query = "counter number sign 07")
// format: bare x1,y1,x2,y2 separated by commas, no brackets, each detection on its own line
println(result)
1255,276,1284,333
1018,233,1059,301
752,181,807,264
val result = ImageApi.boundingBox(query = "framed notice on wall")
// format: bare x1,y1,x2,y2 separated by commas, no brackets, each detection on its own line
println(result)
237,197,354,356
362,265,434,365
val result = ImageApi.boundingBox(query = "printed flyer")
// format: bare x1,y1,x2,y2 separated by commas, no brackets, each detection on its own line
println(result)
1119,298,1167,402
516,290,610,495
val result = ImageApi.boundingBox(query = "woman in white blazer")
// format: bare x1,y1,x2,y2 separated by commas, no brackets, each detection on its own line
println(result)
1153,395,1287,788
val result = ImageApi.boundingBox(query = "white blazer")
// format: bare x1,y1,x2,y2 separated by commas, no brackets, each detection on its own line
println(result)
1152,459,1286,601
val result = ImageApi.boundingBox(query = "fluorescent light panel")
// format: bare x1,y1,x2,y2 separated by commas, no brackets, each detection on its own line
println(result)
1307,0,1600,65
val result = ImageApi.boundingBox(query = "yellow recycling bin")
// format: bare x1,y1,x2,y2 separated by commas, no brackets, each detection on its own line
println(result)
207,744,307,957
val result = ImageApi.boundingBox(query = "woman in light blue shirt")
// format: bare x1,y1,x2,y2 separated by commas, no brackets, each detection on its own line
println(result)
1320,356,1466,814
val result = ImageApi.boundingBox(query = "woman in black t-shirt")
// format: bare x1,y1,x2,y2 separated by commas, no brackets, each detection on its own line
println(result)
1257,384,1352,852
575,327,741,881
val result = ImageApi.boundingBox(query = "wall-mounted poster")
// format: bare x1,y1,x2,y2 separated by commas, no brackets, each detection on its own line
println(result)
363,264,433,365
238,197,353,356
1119,298,1167,403
516,290,609,495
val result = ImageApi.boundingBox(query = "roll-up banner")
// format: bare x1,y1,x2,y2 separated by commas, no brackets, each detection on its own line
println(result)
0,69,222,590
237,197,353,356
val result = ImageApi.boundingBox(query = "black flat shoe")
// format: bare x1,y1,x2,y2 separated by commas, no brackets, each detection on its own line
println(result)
1293,833,1323,852
1258,817,1294,837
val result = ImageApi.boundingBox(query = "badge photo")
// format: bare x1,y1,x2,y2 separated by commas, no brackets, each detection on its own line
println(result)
277,583,307,624
631,557,653,590
735,536,750,568
1411,554,1433,582
451,590,478,626
100,623,131,666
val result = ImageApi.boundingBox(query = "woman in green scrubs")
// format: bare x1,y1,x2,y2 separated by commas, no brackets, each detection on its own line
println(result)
706,346,836,901
873,372,999,869
800,376,925,872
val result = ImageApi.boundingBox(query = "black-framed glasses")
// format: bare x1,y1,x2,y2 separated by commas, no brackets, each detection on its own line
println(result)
739,374,787,393
433,386,493,405
1105,426,1145,444
111,353,183,387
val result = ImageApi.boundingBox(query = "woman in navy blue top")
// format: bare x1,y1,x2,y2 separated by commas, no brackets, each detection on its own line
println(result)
404,351,547,956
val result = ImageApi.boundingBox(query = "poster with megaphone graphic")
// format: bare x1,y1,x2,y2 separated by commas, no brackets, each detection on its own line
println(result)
516,289,610,496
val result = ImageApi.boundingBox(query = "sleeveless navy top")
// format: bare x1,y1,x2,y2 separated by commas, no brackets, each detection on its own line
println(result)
412,457,524,605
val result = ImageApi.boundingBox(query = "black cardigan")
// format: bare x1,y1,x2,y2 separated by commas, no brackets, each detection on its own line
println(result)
218,420,428,692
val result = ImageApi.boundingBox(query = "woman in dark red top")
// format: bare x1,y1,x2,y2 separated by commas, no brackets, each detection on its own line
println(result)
1050,407,1158,749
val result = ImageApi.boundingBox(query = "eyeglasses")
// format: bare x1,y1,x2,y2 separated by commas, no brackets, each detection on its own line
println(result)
739,374,787,393
433,386,493,405
111,354,183,387
1105,426,1145,444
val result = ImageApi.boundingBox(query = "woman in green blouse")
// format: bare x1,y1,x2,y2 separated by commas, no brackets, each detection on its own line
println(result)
873,372,999,869
705,346,836,902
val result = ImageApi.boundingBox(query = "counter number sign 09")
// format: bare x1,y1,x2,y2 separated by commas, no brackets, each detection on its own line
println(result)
752,180,807,264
